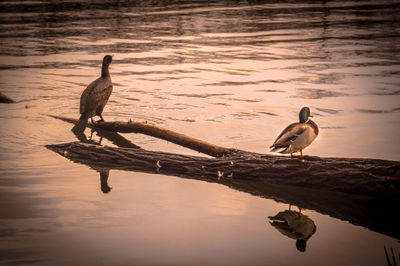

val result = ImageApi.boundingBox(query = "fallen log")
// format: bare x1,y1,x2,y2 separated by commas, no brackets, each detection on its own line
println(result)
47,115,400,198
0,92,15,103
46,141,400,198
46,115,400,239
46,141,400,240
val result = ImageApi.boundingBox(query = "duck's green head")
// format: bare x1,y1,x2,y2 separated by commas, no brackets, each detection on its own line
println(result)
299,107,312,123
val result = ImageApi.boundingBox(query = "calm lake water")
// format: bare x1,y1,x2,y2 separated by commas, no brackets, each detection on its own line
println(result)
1,0,400,265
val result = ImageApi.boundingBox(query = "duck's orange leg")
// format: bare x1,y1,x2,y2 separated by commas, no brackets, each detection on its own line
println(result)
300,149,310,157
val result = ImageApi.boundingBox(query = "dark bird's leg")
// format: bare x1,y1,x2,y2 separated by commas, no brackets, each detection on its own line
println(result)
97,114,105,123
89,129,94,140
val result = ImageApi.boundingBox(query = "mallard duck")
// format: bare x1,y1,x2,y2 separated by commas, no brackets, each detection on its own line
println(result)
72,55,113,135
270,107,318,157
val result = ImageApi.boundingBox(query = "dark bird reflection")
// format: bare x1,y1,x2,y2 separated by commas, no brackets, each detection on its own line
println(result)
82,163,112,194
71,121,142,194
268,205,316,252
81,163,113,194
99,169,112,194
72,125,140,149
74,128,103,145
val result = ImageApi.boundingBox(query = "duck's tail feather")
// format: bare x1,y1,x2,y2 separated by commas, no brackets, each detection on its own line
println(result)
270,145,289,153
71,114,88,135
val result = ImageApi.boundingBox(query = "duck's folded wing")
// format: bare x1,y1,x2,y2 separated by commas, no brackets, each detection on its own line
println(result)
271,123,307,148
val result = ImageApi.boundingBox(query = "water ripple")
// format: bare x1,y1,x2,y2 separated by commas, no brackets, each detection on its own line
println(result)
293,88,350,99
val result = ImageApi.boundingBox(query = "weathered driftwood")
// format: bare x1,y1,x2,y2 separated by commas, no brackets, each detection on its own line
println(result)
46,140,400,198
0,92,15,103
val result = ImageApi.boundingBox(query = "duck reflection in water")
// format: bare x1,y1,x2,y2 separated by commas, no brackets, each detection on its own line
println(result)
268,205,316,252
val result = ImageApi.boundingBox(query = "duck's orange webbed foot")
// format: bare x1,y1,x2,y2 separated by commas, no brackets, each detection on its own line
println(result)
300,149,309,157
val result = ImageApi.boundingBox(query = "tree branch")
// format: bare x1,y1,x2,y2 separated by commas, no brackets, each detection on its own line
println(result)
49,115,230,157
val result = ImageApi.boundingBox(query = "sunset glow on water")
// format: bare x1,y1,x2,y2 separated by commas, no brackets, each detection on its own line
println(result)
1,1,399,265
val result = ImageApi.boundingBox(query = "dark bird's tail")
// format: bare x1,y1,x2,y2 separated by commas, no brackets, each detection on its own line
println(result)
71,114,88,135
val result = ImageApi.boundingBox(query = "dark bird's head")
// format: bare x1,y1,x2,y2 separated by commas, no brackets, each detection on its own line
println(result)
299,107,313,123
101,55,113,77
103,55,113,66
296,239,307,252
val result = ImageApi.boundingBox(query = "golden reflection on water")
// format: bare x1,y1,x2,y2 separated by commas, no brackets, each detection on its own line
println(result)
1,0,400,265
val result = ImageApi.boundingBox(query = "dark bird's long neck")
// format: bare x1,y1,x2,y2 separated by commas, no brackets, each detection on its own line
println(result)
101,62,110,77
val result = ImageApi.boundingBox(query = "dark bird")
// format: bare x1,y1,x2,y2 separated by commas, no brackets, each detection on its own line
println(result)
72,55,113,135
270,107,319,157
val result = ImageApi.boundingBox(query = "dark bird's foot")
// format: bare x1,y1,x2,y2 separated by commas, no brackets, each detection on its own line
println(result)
97,114,105,123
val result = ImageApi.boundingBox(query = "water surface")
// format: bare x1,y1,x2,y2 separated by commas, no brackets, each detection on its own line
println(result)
1,1,399,265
